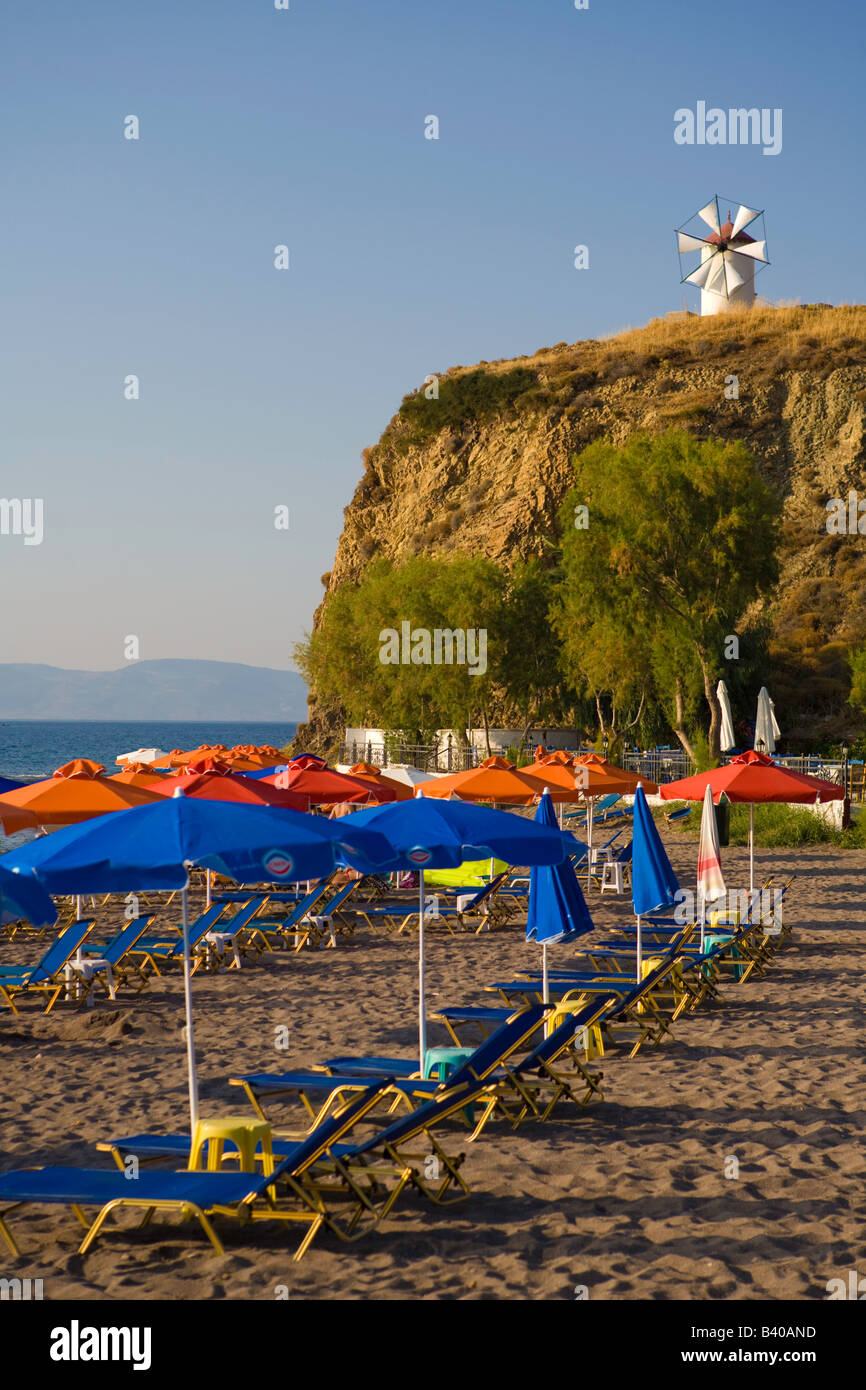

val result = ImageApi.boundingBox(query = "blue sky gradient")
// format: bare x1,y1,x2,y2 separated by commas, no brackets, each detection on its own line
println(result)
2,0,862,669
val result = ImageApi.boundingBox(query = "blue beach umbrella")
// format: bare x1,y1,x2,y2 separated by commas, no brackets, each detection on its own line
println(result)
342,794,579,1065
3,794,394,1125
526,791,592,1002
0,863,57,928
631,784,680,978
2,796,393,893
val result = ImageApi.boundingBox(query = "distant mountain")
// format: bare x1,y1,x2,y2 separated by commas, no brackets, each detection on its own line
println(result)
0,661,308,721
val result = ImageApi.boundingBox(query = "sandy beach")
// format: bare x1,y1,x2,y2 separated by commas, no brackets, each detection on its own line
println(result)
1,833,864,1302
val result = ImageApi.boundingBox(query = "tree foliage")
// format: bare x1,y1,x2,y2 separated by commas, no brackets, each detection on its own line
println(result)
555,430,781,759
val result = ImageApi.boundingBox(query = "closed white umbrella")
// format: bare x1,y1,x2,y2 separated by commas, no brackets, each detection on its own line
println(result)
716,681,736,753
755,687,780,754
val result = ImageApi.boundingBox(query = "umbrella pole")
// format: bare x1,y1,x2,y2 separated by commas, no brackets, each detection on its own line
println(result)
205,869,212,909
636,914,642,982
418,869,427,1072
749,802,755,896
542,942,549,1005
181,882,200,1130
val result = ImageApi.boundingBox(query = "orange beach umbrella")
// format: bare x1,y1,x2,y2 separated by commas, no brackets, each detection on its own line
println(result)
109,762,169,788
422,756,545,804
0,760,163,833
347,762,413,802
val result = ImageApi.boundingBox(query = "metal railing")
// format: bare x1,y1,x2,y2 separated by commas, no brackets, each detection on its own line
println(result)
338,739,861,796
339,739,483,774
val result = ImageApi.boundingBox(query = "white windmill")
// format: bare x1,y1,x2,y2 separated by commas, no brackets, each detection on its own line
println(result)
676,196,769,316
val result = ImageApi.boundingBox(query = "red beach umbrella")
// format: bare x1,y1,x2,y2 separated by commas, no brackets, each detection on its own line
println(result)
262,764,384,807
660,749,844,890
150,760,306,810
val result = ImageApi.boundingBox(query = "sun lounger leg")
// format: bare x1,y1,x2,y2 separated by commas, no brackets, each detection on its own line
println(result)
0,1211,21,1257
292,1213,324,1262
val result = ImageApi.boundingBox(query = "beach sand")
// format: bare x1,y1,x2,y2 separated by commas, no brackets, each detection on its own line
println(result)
1,835,864,1301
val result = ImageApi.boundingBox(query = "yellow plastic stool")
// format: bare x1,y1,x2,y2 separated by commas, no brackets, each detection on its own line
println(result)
549,1001,604,1058
640,954,686,1010
188,1115,275,1174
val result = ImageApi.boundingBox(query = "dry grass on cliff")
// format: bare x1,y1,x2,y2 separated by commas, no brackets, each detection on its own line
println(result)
367,305,866,465
521,303,866,375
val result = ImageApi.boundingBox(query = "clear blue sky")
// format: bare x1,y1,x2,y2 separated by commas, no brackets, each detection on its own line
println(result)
1,0,862,671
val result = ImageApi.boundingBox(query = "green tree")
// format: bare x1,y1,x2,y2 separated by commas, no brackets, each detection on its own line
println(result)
555,430,780,761
497,557,581,747
848,643,866,719
294,554,504,748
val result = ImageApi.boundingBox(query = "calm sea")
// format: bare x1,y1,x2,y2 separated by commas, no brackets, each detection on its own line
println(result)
0,720,299,781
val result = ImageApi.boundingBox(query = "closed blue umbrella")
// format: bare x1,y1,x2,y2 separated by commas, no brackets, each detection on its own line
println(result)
342,794,579,1065
0,863,57,928
527,791,592,1002
631,784,680,978
3,795,393,1125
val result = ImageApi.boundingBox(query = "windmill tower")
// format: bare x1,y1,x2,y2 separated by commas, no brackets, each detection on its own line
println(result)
676,197,769,316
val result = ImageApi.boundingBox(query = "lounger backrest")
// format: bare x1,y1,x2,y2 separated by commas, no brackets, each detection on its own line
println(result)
446,1005,547,1085
182,902,232,947
349,1077,488,1157
449,873,505,908
515,998,615,1070
243,1080,391,1196
102,915,154,964
31,919,94,981
615,959,677,1011
281,881,331,928
221,897,268,932
320,879,361,915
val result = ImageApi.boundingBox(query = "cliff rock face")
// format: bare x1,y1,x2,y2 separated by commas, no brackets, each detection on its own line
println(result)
296,305,866,753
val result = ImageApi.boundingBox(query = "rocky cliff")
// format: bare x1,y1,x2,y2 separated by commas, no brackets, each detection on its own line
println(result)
296,304,866,754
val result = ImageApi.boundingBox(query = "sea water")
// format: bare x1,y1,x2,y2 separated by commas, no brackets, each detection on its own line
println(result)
0,720,298,851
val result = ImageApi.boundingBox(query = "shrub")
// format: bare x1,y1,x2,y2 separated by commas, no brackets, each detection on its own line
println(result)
382,366,542,455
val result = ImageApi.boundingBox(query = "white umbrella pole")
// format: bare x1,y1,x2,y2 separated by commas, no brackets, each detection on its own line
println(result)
542,943,549,1005
205,869,212,908
75,895,82,920
636,914,643,981
749,802,755,896
181,882,200,1130
418,869,427,1071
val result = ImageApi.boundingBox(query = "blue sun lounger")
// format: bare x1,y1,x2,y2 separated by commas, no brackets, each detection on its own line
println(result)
124,902,231,976
0,918,95,1015
0,1082,391,1262
1,1076,490,1259
321,1004,547,1081
67,915,156,999
224,1007,549,1136
347,875,506,935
